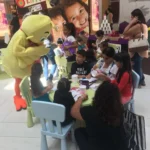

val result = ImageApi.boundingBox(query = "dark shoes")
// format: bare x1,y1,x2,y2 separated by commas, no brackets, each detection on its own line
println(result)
139,80,146,88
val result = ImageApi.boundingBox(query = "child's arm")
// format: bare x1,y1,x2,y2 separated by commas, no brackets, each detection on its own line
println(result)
41,84,53,95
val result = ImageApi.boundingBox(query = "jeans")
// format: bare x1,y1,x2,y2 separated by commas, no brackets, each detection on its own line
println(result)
49,63,57,81
131,53,145,84
42,56,49,80
42,56,57,81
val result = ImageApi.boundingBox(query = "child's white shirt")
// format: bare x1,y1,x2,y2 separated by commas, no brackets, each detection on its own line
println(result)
54,47,64,56
100,62,118,79
66,36,76,42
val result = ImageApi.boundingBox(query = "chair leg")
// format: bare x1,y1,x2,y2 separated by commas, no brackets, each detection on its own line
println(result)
61,139,67,150
71,127,75,143
41,134,48,150
27,109,34,128
131,101,135,113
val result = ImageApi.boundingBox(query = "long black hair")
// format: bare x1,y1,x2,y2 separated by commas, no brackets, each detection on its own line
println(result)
131,9,146,24
102,47,115,58
57,78,71,92
114,53,132,83
30,62,43,96
93,81,123,126
63,23,76,37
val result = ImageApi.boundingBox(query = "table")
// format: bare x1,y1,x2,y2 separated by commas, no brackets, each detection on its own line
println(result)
49,81,101,106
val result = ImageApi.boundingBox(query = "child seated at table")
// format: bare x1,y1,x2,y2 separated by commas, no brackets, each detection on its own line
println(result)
92,30,105,52
54,38,64,57
76,36,88,51
71,50,91,78
54,78,75,126
31,62,53,102
103,53,132,105
91,47,118,80
93,40,109,70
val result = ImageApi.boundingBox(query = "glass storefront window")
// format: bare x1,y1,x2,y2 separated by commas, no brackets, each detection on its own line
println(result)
0,3,10,37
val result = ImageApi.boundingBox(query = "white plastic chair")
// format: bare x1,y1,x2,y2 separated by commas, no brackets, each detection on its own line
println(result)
32,101,75,150
125,70,140,112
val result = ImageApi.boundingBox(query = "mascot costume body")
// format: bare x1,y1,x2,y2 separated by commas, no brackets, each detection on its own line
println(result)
2,15,52,111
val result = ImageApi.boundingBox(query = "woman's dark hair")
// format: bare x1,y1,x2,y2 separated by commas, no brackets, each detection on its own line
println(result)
100,40,109,48
30,63,43,96
96,30,104,37
93,81,123,126
57,78,71,92
61,0,89,21
102,47,115,58
63,23,76,37
131,9,146,24
114,53,132,83
48,6,66,20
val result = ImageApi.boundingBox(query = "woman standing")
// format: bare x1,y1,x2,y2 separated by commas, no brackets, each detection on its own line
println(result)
105,8,113,30
123,9,148,87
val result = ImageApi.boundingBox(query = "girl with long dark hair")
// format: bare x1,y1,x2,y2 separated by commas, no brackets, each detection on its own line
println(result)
71,81,127,150
31,62,53,102
123,9,148,87
112,53,132,104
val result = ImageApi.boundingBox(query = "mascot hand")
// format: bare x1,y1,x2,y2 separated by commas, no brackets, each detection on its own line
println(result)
43,39,51,48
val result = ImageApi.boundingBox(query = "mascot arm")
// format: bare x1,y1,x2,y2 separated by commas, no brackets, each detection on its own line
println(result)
13,36,49,57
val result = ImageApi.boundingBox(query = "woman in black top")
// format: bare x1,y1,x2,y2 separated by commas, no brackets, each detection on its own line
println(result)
54,78,75,126
71,81,127,150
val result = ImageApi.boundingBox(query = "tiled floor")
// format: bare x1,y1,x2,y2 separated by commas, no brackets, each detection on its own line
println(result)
0,75,150,150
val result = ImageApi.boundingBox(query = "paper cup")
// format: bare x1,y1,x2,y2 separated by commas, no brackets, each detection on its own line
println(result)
72,74,78,82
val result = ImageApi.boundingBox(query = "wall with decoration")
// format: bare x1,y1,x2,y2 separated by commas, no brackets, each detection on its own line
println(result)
119,0,150,23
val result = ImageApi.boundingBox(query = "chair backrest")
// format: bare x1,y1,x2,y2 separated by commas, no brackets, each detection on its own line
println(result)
108,43,121,53
32,101,65,134
19,76,32,107
131,70,140,97
55,56,67,78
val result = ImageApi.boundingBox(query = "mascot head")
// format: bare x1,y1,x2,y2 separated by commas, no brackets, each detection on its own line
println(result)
21,15,53,44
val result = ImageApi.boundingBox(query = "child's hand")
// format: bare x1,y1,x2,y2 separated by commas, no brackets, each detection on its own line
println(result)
92,43,96,47
47,84,53,91
80,94,88,101
93,65,98,70
86,74,91,79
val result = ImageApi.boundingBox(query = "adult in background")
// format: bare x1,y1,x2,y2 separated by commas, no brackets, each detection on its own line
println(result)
105,8,113,30
71,81,127,150
9,12,20,37
123,9,148,87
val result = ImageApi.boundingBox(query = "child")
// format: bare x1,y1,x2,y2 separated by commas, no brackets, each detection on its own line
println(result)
31,62,53,102
54,78,75,126
93,47,118,80
63,23,77,62
93,40,109,70
54,38,64,57
71,50,90,78
62,0,89,34
111,53,132,104
92,30,105,52
76,36,88,51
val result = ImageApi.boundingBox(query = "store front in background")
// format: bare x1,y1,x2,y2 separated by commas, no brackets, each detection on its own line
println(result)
0,0,15,48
